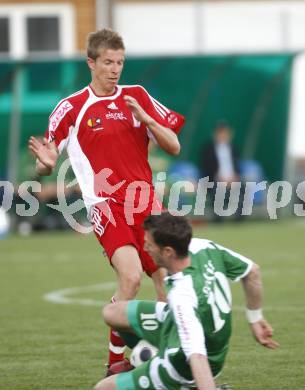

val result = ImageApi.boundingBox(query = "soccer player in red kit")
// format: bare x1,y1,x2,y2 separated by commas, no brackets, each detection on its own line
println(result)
28,28,185,373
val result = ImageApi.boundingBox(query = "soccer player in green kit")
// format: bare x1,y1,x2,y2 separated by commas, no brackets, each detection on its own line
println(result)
94,212,279,390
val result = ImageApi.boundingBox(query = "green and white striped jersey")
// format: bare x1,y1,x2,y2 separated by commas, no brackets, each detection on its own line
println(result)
158,238,253,381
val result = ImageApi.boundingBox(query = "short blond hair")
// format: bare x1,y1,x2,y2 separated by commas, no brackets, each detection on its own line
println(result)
87,28,125,60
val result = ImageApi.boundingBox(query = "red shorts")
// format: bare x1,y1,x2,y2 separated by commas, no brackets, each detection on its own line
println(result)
91,199,162,276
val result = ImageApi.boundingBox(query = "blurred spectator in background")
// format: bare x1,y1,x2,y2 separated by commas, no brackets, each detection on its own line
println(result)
12,146,82,234
201,120,245,222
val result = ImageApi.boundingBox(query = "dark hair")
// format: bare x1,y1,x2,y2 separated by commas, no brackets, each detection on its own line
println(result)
215,119,231,132
87,28,125,60
143,212,192,258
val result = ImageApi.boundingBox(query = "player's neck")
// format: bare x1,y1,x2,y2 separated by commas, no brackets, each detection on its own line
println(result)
90,82,116,97
168,256,191,275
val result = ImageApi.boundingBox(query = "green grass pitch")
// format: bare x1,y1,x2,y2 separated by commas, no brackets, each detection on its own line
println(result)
1,219,304,389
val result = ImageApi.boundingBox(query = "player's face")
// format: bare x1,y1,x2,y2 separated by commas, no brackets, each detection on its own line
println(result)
88,48,125,95
144,231,165,267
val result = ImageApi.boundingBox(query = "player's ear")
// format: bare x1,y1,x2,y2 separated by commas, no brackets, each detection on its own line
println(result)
87,57,95,71
163,246,175,258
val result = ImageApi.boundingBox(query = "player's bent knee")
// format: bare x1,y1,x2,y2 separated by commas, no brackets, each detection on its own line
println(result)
120,274,142,298
102,303,116,326
127,273,142,289
103,302,130,328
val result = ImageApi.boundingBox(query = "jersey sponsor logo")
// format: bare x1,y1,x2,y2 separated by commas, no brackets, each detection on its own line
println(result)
107,102,118,110
167,113,178,126
87,117,104,131
105,111,127,120
49,101,73,132
202,260,216,297
202,261,232,332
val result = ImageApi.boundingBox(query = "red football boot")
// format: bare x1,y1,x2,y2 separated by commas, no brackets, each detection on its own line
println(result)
105,358,134,377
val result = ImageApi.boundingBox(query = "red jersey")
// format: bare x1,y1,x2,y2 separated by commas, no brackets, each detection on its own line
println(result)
45,84,185,212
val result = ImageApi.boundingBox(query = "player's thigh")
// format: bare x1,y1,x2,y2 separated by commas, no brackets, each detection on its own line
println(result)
127,300,167,348
111,245,143,282
92,202,140,263
134,216,158,277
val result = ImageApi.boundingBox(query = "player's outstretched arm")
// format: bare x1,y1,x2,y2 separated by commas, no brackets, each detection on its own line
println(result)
28,136,59,176
123,95,180,155
242,263,279,349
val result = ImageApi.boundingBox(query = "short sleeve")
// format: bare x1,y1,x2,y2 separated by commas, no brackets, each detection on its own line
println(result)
44,99,74,153
138,86,185,134
213,243,254,282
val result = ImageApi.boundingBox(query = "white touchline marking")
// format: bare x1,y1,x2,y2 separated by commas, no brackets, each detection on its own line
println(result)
44,283,304,311
43,279,153,307
43,282,117,306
